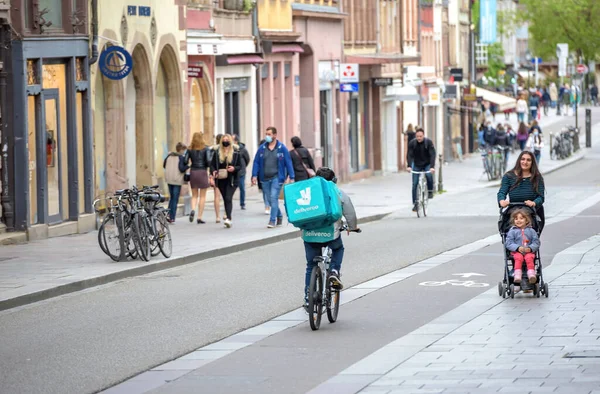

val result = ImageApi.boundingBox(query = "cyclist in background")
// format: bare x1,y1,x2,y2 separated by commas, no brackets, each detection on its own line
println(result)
406,128,436,212
302,167,359,310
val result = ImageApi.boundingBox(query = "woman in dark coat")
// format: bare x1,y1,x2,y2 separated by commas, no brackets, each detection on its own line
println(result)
289,136,316,182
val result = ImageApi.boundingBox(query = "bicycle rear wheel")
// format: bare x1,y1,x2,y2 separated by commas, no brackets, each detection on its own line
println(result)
132,213,151,262
326,286,340,323
308,265,323,331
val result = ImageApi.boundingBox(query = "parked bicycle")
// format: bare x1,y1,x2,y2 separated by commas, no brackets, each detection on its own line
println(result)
307,225,361,331
411,170,432,218
94,185,172,262
551,126,579,160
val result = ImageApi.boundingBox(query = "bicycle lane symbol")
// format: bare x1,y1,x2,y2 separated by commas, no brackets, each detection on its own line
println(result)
419,279,490,288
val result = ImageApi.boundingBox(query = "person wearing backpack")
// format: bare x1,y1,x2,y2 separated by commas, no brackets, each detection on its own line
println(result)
163,142,187,223
251,127,295,228
406,128,436,212
290,136,316,182
300,167,359,311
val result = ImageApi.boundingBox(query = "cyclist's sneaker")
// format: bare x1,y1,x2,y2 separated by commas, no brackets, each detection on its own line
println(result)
329,270,344,290
428,191,434,199
267,221,276,228
303,296,309,313
412,203,418,212
276,217,283,226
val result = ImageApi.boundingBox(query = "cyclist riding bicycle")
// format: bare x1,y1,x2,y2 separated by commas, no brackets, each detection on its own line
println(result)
406,128,436,212
302,167,359,310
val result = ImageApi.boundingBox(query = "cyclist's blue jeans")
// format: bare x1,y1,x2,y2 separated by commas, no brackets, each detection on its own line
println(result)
304,236,344,296
412,165,433,204
261,178,283,223
167,184,181,221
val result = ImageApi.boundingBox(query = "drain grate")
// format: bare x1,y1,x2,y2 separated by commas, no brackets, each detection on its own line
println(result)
564,351,600,358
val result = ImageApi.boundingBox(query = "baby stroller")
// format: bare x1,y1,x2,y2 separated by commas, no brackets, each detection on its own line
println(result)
497,203,549,299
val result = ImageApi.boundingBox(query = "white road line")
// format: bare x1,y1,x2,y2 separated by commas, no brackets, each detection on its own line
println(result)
102,191,600,394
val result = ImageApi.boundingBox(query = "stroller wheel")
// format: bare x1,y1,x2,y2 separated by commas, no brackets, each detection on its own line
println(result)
534,283,540,298
509,284,515,299
544,283,549,298
498,282,504,297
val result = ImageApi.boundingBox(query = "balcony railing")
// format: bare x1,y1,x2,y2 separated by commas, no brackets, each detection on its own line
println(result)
188,0,254,12
294,0,339,7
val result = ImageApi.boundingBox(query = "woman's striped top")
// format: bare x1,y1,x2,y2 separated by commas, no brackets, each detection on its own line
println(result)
497,172,545,206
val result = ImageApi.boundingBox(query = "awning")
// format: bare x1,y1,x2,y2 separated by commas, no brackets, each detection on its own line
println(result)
384,85,420,102
216,54,264,66
518,70,546,80
272,44,304,54
475,87,517,111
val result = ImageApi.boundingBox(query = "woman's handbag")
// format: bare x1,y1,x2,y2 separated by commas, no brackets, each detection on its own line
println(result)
293,150,315,178
217,169,228,179
183,172,191,183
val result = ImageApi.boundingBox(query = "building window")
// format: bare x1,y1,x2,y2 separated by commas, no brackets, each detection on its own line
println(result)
76,58,86,81
38,0,64,28
27,60,39,85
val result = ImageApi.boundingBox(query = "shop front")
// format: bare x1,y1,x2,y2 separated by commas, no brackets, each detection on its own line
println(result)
215,42,261,154
12,39,93,237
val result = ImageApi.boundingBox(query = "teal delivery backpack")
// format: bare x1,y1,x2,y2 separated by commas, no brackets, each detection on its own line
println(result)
283,177,343,230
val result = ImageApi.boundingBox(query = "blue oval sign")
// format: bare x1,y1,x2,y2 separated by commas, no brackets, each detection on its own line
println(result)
99,46,133,80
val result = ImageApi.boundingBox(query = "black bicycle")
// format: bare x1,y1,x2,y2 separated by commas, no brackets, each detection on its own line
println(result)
307,226,362,331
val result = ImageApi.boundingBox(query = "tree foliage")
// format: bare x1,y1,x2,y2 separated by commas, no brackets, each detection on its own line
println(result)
484,42,506,83
519,0,600,61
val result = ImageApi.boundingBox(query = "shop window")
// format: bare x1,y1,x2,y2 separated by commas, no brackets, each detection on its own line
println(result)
28,96,38,225
224,91,240,137
190,79,204,139
27,60,39,86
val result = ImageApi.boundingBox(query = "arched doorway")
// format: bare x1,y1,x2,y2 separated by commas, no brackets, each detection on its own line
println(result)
155,45,183,190
126,45,153,187
189,63,214,145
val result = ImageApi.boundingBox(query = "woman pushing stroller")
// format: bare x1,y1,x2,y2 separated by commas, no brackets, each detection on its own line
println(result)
505,209,540,284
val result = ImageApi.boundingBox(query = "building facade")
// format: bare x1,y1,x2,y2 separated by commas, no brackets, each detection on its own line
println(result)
91,0,187,202
0,0,10,233
6,0,94,239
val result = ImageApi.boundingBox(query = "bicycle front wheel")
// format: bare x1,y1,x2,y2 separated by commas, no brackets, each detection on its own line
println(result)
132,213,151,262
98,213,124,262
156,210,173,258
326,287,340,323
308,265,323,331
421,189,428,218
415,183,422,218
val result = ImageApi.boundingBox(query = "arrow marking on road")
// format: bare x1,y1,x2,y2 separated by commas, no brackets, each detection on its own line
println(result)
453,273,486,278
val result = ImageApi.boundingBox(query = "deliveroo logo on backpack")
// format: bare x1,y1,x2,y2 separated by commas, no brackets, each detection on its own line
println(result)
294,187,319,214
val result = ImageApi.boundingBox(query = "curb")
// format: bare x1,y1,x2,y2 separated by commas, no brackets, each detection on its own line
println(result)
0,213,390,312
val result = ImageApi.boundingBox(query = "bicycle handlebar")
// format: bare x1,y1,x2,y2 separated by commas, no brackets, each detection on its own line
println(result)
410,170,432,174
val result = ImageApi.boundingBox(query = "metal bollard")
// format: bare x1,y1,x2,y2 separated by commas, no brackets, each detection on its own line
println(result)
586,109,592,148
437,154,443,193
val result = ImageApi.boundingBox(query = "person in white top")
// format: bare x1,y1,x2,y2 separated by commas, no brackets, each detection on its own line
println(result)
526,130,544,164
516,95,528,123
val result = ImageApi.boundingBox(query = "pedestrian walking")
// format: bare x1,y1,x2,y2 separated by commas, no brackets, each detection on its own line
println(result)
208,134,224,223
185,132,211,224
251,127,295,228
404,124,416,144
209,134,242,228
591,84,598,106
549,82,558,108
516,95,528,123
528,92,539,122
526,128,544,164
163,142,187,223
542,88,551,116
290,136,316,182
517,122,529,151
232,135,250,210
257,138,270,215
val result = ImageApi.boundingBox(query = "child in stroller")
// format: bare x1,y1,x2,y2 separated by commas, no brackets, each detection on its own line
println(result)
505,208,540,284
498,203,549,298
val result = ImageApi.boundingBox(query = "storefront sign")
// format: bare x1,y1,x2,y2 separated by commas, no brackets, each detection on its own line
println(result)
428,87,441,106
372,78,393,87
443,85,458,99
463,87,476,101
223,77,249,92
340,83,359,93
99,46,133,80
450,68,463,82
188,65,203,78
340,63,359,83
127,5,151,16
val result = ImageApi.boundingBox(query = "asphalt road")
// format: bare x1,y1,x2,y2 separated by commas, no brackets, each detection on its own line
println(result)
1,134,600,394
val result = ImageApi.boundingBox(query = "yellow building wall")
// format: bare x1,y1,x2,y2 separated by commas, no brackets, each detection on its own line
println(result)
90,0,187,196
258,0,293,31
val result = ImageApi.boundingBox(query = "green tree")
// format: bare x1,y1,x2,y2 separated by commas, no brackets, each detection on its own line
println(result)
519,0,600,61
484,42,506,83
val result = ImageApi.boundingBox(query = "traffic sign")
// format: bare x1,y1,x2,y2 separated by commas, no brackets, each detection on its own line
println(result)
340,63,359,83
530,57,543,65
340,83,359,93
576,64,589,74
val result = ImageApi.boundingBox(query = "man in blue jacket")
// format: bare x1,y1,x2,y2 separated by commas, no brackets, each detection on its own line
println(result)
252,127,295,228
